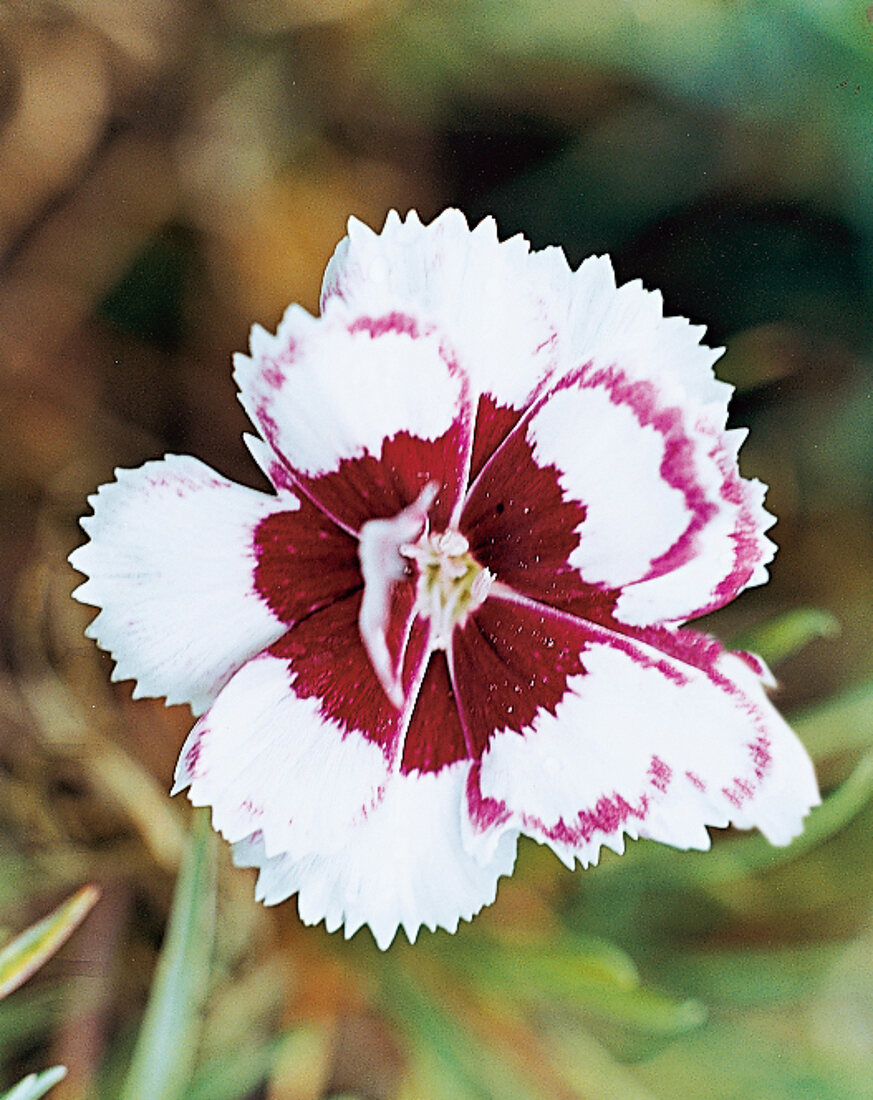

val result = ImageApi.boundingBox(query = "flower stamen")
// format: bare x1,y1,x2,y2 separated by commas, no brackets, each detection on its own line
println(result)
402,530,494,649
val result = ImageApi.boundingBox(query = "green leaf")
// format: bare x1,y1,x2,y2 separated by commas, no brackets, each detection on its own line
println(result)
793,677,873,760
448,938,705,1039
542,1025,661,1100
0,986,64,1061
655,942,843,1009
0,885,100,1001
636,1014,864,1100
381,963,549,1100
730,607,840,667
0,1067,67,1100
185,1039,280,1100
118,809,216,1100
445,933,640,994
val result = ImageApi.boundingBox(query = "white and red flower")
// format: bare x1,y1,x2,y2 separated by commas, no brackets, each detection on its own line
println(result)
70,209,819,949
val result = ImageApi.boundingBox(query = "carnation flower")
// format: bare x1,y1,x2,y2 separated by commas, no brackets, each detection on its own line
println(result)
70,209,819,949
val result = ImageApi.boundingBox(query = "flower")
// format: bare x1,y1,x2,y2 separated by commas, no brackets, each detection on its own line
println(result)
70,209,820,949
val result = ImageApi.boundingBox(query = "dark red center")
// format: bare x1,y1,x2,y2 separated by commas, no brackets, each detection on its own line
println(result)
252,394,621,775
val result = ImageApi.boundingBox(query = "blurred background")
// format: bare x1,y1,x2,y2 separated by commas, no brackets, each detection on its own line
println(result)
2,1,873,1097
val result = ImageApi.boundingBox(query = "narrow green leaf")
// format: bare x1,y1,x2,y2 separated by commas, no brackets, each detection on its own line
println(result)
446,939,704,1038
0,1067,67,1100
525,974,705,1038
793,677,873,760
0,885,99,1001
452,935,640,994
543,1025,661,1100
0,986,64,1061
730,607,839,667
656,941,843,1009
185,1039,280,1100
118,808,216,1100
380,963,549,1100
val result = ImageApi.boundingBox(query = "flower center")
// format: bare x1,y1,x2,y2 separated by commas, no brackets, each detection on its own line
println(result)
356,482,494,708
401,530,494,648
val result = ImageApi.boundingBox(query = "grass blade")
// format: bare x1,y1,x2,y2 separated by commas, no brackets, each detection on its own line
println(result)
184,1039,281,1100
0,1067,67,1100
0,886,99,1002
118,809,216,1100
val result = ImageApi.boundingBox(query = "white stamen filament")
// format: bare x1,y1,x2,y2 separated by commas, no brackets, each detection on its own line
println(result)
357,482,438,706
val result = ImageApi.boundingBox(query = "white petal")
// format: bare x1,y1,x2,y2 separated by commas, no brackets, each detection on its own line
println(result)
527,382,690,590
321,208,564,408
320,211,735,420
242,432,296,492
566,254,733,414
231,762,519,950
69,455,289,715
471,641,819,869
524,370,776,625
174,651,391,856
234,300,469,481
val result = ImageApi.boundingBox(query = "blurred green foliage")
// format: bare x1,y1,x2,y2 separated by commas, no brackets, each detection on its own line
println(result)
3,0,873,1098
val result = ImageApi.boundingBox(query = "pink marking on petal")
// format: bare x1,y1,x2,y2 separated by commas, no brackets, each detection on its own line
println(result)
704,440,773,615
568,365,718,581
261,353,292,391
349,312,420,339
721,765,766,809
685,770,706,792
735,650,767,677
648,755,672,794
721,784,744,809
260,335,299,390
624,624,723,679
262,454,296,493
522,792,649,848
253,402,284,468
182,731,205,778
466,762,513,831
749,735,772,780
